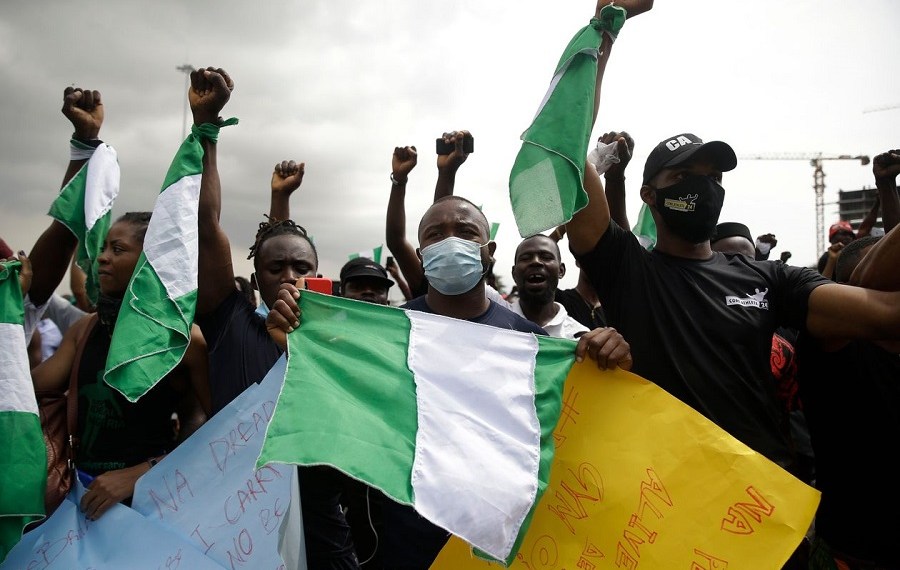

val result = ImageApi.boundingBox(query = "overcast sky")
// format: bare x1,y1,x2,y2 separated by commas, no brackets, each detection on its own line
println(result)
2,0,898,299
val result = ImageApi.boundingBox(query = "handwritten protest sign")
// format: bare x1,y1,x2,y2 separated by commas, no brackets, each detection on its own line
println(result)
2,356,300,569
132,356,299,570
432,363,819,569
0,478,224,569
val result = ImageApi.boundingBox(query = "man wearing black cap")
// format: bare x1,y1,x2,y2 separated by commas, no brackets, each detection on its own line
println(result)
565,130,900,491
339,257,394,305
710,221,756,258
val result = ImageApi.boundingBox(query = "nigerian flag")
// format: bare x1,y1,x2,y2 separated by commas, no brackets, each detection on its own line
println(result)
489,222,500,241
105,120,236,402
0,261,47,561
257,292,574,563
48,142,120,305
508,4,626,238
632,202,657,250
348,245,382,264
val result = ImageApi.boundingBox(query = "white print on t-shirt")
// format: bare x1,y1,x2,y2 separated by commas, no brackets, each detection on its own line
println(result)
725,288,769,310
663,193,698,212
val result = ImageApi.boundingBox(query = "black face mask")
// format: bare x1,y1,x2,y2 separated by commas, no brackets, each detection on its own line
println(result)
652,174,725,244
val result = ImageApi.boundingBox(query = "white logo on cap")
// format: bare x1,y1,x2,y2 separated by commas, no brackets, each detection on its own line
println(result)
665,135,697,151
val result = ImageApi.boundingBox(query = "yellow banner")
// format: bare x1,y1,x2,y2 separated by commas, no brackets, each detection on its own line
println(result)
432,363,818,569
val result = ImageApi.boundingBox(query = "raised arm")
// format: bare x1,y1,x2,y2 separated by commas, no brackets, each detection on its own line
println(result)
269,160,305,221
385,256,414,301
808,221,900,344
434,130,473,201
872,149,900,232
850,216,900,292
595,130,634,230
29,87,104,305
193,67,236,316
566,0,652,255
385,145,425,296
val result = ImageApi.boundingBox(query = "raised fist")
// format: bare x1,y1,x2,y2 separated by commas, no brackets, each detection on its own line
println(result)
62,87,104,140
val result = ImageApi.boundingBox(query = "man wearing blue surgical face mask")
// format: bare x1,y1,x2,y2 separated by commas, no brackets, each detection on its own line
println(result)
368,195,547,567
404,195,549,328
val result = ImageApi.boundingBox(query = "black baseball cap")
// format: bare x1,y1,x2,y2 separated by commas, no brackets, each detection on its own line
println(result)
642,133,737,185
339,257,394,288
712,222,753,245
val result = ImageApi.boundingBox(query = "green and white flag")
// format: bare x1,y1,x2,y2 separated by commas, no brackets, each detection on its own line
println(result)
489,222,500,241
104,120,236,402
508,5,626,238
348,244,382,264
48,142,120,305
257,292,574,563
0,260,47,561
632,202,657,250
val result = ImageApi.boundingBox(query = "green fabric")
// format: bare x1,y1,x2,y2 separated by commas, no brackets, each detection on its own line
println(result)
258,292,418,504
0,261,24,325
0,412,48,561
509,5,626,238
104,119,233,402
632,202,657,250
47,161,110,306
105,259,197,402
0,262,47,560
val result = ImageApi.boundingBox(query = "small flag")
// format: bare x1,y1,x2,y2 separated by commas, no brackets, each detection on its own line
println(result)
104,120,237,402
0,260,48,560
489,222,500,241
348,245,383,265
48,143,120,305
257,292,575,563
632,203,657,250
508,5,626,238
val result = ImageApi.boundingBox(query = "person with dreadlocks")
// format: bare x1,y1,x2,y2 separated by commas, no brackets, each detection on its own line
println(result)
191,68,358,569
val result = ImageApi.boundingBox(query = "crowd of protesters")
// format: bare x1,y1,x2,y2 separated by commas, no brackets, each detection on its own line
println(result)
4,0,900,568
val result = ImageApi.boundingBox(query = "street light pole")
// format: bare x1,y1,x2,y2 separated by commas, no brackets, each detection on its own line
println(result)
176,64,195,140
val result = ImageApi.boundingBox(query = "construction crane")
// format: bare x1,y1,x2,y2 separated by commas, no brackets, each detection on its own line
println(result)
863,103,900,114
739,153,870,254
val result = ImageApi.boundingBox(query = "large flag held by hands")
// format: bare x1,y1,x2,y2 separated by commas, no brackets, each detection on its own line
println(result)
105,120,236,402
508,5,626,238
257,292,575,563
48,141,120,305
0,261,47,561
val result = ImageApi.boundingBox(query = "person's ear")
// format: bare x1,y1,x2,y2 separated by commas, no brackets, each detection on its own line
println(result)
487,241,497,259
559,262,566,279
640,184,657,207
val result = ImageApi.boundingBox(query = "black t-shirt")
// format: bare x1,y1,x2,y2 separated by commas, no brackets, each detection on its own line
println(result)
575,222,830,467
379,295,547,569
197,289,282,415
77,321,177,475
795,336,900,564
554,288,607,329
197,290,358,569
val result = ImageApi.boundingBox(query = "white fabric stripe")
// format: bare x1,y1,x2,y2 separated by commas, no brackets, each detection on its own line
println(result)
84,144,120,229
407,311,541,560
0,323,39,414
143,174,201,299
